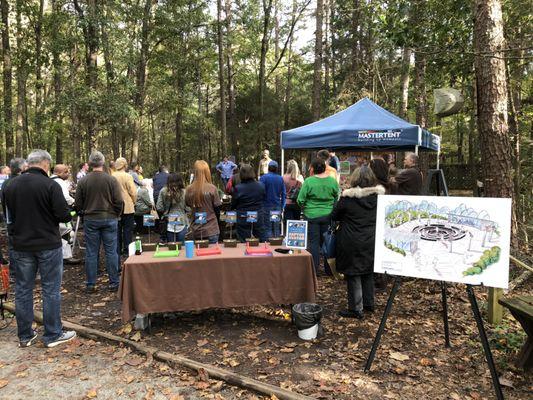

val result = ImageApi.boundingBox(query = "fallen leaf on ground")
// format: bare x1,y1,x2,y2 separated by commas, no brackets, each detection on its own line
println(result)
197,368,209,382
130,332,142,342
280,347,294,353
93,303,106,307
498,377,514,388
389,352,409,361
196,339,208,347
227,359,240,367
126,356,144,366
86,388,98,398
419,357,435,366
212,381,223,392
122,324,133,335
0,379,8,388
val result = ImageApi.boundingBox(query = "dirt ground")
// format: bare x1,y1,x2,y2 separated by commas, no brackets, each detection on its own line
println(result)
2,230,532,400
0,320,260,399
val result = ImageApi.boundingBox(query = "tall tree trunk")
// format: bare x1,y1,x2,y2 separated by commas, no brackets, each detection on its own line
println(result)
51,0,63,163
15,0,26,157
224,0,236,158
34,0,44,144
1,0,14,163
131,0,154,164
73,0,99,152
101,2,119,160
258,0,273,124
414,51,429,175
398,47,411,119
350,0,360,91
284,0,298,130
473,0,516,244
323,0,331,103
312,0,323,121
216,0,227,157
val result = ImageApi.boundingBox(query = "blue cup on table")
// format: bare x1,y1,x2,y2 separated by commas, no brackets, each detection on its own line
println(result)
185,240,195,258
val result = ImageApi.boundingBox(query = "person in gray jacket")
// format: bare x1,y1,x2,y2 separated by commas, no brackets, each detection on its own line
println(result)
156,173,190,243
134,179,154,233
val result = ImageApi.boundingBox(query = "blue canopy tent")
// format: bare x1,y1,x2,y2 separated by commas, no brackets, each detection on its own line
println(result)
280,98,441,173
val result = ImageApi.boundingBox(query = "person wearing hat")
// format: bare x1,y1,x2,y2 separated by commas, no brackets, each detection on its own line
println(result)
259,160,285,238
112,158,137,259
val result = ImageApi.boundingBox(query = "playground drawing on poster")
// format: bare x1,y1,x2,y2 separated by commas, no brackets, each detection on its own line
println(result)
374,195,512,289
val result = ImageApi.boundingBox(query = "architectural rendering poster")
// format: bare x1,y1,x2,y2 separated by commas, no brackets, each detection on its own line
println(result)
374,195,512,289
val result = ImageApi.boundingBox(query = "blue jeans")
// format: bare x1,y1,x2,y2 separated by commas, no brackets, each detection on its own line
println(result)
306,214,331,274
84,219,119,287
166,228,187,243
263,205,282,238
12,247,63,344
207,234,219,244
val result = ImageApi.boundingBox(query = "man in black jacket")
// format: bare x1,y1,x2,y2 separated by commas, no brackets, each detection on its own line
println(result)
2,150,76,348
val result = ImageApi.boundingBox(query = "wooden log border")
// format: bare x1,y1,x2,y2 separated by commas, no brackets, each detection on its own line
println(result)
3,302,313,400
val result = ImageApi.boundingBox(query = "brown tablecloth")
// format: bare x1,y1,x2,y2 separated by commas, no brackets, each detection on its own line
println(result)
119,244,317,322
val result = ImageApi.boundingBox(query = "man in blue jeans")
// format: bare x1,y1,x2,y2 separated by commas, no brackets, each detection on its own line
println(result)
75,151,123,293
2,150,76,348
259,160,286,238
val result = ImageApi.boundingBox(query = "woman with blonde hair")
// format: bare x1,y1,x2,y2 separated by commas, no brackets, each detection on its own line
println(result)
283,160,304,222
185,160,222,243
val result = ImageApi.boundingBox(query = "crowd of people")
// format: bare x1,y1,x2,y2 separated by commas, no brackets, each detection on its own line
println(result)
0,146,423,347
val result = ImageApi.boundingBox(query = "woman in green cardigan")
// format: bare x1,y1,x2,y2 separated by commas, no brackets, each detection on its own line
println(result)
297,158,339,274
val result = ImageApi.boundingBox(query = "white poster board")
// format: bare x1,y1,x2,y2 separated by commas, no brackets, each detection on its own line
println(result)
374,195,512,289
285,220,308,250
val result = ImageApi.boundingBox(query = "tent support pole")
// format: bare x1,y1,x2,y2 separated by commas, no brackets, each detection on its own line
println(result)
281,148,285,176
437,145,441,169
415,145,419,155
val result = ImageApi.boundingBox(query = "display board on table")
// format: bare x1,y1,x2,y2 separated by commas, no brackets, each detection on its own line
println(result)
374,195,512,289
285,220,308,250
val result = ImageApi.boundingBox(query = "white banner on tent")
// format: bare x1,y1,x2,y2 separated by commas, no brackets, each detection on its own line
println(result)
374,195,512,289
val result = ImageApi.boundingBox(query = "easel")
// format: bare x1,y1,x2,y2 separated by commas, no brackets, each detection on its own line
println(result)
364,278,503,399
365,169,504,399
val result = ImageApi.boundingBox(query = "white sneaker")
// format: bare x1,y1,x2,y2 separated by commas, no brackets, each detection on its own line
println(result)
45,331,77,348
19,332,38,348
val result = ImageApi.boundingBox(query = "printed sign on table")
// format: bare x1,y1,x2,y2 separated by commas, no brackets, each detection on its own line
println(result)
143,214,156,227
226,211,237,224
374,195,512,289
270,210,281,223
246,211,258,223
168,213,185,227
285,220,308,250
195,212,207,225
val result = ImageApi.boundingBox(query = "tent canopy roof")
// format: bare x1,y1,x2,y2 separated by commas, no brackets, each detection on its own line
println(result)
280,98,440,151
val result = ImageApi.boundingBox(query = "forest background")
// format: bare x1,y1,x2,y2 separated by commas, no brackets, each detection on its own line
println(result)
0,0,531,253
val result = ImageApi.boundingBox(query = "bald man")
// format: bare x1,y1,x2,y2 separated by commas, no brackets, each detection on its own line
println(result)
51,165,79,264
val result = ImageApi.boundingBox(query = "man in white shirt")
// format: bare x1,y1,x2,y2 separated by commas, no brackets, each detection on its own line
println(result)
51,165,79,264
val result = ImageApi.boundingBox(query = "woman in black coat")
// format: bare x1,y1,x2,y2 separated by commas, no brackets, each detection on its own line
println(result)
331,166,385,319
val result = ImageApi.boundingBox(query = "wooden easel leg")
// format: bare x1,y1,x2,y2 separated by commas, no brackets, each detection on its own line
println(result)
364,276,401,372
466,285,504,400
441,281,451,347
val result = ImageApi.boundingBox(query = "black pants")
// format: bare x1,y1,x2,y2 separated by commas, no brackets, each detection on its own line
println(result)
117,213,135,256
346,273,374,312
